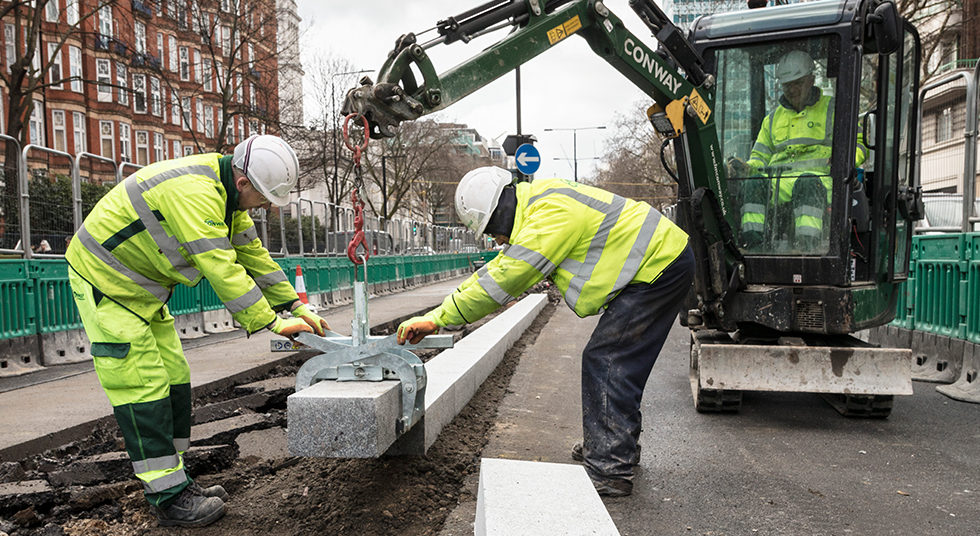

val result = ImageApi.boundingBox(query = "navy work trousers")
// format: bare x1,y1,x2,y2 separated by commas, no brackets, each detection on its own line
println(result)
580,246,695,484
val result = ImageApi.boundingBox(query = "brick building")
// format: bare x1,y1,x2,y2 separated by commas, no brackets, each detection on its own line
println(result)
2,0,282,183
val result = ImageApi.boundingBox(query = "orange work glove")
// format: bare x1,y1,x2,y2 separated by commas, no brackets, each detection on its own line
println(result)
397,316,439,345
292,304,329,336
269,317,314,338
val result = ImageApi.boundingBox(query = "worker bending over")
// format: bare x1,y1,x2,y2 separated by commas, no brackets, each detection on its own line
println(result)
397,167,694,497
67,135,328,527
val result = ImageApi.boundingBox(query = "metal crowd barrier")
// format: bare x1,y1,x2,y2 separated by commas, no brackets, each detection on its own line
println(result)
0,251,498,375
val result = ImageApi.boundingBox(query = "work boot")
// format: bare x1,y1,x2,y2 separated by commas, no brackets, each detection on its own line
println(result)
188,481,229,502
153,486,226,528
571,441,642,466
591,477,633,498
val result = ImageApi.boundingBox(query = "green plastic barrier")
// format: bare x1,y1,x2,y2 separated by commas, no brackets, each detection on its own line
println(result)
912,234,967,338
170,283,202,317
0,261,36,340
30,260,80,334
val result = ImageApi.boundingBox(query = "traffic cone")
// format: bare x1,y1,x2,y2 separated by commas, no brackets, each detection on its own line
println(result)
295,265,309,305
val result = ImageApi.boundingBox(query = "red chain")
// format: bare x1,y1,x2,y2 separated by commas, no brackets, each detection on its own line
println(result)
343,114,370,266
347,189,369,265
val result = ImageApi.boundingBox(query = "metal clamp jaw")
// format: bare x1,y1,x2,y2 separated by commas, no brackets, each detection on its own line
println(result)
287,330,454,435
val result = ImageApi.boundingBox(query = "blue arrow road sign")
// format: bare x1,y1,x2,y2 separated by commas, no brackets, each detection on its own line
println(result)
515,144,541,175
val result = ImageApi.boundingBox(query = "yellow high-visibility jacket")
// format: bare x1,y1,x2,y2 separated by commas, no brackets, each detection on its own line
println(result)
747,89,868,203
427,179,689,326
66,153,297,333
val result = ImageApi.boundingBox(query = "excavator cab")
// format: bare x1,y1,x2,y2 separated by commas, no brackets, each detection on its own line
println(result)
683,0,921,335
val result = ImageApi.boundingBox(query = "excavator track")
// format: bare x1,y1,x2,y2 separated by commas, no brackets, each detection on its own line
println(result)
820,394,894,418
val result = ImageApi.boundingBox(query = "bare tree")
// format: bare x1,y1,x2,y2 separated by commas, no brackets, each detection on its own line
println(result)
896,0,973,82
1,0,118,176
358,119,471,223
592,102,677,211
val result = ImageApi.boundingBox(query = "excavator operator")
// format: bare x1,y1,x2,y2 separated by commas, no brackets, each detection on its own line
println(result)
728,50,868,251
396,167,694,497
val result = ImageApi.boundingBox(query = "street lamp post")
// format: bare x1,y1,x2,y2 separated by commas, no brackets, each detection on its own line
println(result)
543,126,606,182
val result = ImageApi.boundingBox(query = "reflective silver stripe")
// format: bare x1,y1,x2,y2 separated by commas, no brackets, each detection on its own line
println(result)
795,206,825,220
253,270,288,289
138,164,219,190
741,203,766,216
183,236,232,256
796,225,822,237
173,438,190,453
132,453,180,475
124,174,201,283
607,208,662,304
741,221,764,232
504,244,556,276
477,271,515,305
475,263,490,278
561,195,626,310
141,467,188,493
76,224,172,303
232,224,258,246
752,142,774,156
224,285,264,314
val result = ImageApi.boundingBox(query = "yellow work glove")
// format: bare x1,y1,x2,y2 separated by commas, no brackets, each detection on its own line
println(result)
269,317,314,338
292,304,329,336
397,315,440,345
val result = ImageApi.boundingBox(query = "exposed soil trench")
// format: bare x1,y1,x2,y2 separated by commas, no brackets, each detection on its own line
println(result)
0,285,560,536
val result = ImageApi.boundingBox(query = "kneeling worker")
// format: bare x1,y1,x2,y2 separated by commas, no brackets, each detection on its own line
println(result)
67,135,329,527
397,167,694,497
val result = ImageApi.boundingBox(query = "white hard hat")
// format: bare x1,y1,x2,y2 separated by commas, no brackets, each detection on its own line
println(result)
775,50,814,85
455,167,513,235
232,135,299,207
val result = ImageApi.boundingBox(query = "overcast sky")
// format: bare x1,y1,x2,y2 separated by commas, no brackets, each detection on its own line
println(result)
294,0,664,180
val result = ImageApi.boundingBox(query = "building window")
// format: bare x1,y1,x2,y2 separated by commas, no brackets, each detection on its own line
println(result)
196,99,204,133
119,123,131,162
193,49,201,82
167,0,176,19
73,112,86,154
117,62,128,105
4,24,14,74
179,46,189,80
66,0,79,24
221,0,230,13
46,0,60,23
136,131,149,166
97,59,112,101
155,0,162,16
98,4,112,39
222,26,231,57
29,100,45,145
226,116,235,145
133,74,147,114
203,59,212,92
69,45,82,92
154,132,165,162
215,61,223,92
169,35,178,72
249,120,257,138
47,43,63,89
937,107,953,143
157,32,164,63
249,82,255,108
134,21,146,55
182,97,191,130
171,89,181,125
191,1,200,33
235,74,242,102
204,105,213,138
176,0,187,30
52,111,67,152
172,140,181,159
184,145,194,156
100,121,114,159
150,77,162,116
